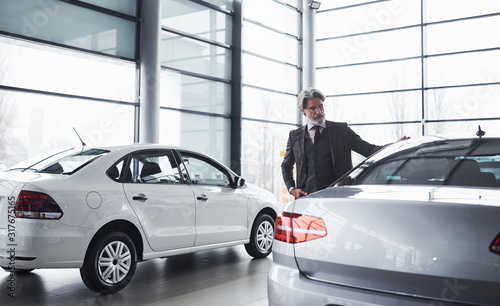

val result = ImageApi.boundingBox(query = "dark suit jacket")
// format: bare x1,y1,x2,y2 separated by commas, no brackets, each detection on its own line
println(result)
281,120,384,192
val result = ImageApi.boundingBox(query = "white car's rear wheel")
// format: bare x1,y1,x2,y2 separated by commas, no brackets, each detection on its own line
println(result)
80,231,137,294
245,214,275,258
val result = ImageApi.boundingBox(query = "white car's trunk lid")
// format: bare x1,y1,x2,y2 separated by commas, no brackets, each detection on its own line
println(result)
0,172,64,227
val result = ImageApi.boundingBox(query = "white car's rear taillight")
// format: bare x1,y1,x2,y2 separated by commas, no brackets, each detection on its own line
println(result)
15,190,63,220
274,212,327,243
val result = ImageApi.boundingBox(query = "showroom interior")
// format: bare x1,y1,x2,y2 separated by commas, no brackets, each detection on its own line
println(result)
1,0,500,305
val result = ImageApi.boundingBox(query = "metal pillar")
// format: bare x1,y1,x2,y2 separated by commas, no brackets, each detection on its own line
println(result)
231,0,243,174
302,0,318,89
139,0,161,143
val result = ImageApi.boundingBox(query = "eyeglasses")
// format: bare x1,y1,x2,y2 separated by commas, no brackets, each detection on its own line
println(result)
307,104,324,113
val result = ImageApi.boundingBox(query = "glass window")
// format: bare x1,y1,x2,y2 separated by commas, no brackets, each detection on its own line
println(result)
327,91,422,124
242,0,299,36
349,124,422,166
242,86,297,123
242,54,299,93
187,0,233,11
241,120,296,207
11,147,108,174
448,157,499,187
317,59,421,95
316,0,421,39
243,21,299,65
426,50,500,87
0,0,136,58
241,0,300,198
159,109,230,167
426,85,500,121
353,139,500,188
126,150,183,184
282,0,299,8
0,90,135,168
108,159,125,181
161,32,231,79
179,151,230,187
211,0,233,11
0,36,136,102
162,0,232,45
317,27,421,67
426,120,500,137
352,124,421,147
37,148,109,174
356,157,449,185
160,70,230,115
426,15,500,55
320,0,387,10
80,0,138,16
426,0,500,23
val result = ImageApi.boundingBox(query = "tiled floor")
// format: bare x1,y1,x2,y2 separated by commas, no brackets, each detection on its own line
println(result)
0,246,271,306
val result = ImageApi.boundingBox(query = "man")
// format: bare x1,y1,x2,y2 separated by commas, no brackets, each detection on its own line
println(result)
281,87,409,199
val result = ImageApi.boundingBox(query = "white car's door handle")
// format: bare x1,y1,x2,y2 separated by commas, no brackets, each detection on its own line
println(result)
132,194,148,201
197,194,208,201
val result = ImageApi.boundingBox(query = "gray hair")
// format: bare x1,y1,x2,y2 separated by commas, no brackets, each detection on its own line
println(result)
297,88,326,111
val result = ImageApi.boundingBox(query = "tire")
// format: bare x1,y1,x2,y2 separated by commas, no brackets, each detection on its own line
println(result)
80,231,137,294
245,214,275,258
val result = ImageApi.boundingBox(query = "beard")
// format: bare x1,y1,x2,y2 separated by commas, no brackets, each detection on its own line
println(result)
306,113,326,125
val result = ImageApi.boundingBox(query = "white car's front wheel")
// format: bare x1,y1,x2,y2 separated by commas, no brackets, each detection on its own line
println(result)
80,231,137,294
245,214,275,258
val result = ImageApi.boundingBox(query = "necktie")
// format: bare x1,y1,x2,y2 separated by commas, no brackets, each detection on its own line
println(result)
313,125,320,146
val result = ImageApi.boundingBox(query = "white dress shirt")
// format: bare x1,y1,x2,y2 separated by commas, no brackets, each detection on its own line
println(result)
307,122,326,143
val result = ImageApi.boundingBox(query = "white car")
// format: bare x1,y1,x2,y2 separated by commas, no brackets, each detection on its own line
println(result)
269,135,500,305
0,144,279,294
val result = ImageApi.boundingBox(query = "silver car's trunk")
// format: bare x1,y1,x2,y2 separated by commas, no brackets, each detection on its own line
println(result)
292,185,500,305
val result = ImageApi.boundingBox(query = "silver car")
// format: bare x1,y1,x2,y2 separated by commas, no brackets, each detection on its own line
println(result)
0,144,279,294
268,135,500,305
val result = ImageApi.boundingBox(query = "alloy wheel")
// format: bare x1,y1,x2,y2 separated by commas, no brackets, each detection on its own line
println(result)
256,220,274,252
98,241,132,284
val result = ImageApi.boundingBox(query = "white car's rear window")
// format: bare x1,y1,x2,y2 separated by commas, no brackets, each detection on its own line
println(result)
12,148,109,174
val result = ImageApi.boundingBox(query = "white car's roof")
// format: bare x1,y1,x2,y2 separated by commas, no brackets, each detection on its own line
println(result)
92,143,221,162
94,143,185,151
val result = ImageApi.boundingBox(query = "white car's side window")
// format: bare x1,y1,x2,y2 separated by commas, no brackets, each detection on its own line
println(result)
180,153,230,187
107,159,125,181
126,150,183,184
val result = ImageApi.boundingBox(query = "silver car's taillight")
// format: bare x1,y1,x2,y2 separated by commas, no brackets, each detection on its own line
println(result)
15,190,63,220
274,212,327,243
490,233,500,255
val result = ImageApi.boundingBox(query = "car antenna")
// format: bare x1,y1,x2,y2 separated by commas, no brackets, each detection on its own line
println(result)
476,125,485,138
73,127,86,147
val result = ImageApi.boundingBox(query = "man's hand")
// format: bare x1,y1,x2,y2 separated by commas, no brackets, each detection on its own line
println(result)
398,136,411,141
290,188,307,199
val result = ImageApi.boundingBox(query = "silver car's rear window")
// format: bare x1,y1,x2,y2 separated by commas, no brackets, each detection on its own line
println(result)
353,140,500,188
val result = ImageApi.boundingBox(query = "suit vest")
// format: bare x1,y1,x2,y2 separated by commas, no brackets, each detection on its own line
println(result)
304,127,336,193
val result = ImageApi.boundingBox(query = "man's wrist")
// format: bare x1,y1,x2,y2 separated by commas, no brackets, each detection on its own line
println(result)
289,187,295,193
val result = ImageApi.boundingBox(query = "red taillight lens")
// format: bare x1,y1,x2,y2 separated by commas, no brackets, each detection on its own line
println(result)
275,212,327,243
490,233,500,255
15,191,63,220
